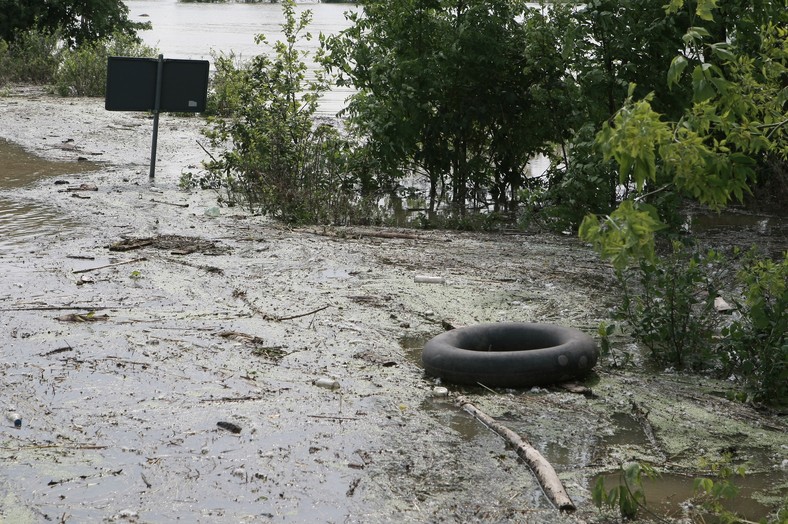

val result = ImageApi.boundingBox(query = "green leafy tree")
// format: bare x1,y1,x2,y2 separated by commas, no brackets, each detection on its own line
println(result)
580,0,787,267
0,0,148,48
532,0,785,235
324,0,573,220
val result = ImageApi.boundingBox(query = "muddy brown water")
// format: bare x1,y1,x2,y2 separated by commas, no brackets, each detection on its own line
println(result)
0,138,97,254
592,470,781,522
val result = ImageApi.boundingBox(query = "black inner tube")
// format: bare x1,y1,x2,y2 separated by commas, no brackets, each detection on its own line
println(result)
422,322,598,388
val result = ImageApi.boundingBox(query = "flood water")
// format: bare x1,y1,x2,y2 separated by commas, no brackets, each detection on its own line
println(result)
0,139,97,254
125,0,359,116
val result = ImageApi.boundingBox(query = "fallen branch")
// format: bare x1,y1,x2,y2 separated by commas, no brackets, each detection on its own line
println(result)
40,343,73,357
48,468,122,487
0,444,107,451
161,256,223,274
0,305,113,312
196,139,217,163
300,227,423,241
72,257,146,274
55,312,110,322
276,305,329,321
307,414,358,421
455,395,575,512
151,198,189,208
200,396,263,403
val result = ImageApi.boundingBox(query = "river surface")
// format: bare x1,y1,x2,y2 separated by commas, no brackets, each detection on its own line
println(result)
125,0,359,116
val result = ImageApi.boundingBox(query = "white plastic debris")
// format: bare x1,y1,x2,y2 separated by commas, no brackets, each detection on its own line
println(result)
313,378,340,390
414,275,445,284
714,296,733,313
432,386,449,397
6,411,21,428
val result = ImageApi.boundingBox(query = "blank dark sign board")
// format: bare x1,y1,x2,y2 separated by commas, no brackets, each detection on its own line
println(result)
105,57,209,112
105,56,209,179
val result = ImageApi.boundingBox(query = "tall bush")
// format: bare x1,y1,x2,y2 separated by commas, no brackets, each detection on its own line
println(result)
721,251,787,404
0,28,62,84
201,0,360,224
614,241,724,370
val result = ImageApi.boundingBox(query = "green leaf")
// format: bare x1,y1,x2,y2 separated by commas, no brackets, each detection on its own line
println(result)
709,42,736,62
692,65,717,102
592,477,607,507
663,0,685,15
667,55,688,88
696,0,719,21
694,477,714,494
683,26,711,44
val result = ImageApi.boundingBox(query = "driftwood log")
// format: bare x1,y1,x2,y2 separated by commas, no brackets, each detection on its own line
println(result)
455,395,576,512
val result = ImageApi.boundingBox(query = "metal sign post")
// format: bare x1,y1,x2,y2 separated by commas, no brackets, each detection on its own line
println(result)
105,55,209,180
150,55,164,180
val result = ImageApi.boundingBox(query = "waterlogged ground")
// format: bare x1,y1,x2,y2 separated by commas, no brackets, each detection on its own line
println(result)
0,87,786,523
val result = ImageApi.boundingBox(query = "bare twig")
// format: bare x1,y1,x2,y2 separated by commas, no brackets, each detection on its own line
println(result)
40,342,73,357
72,258,147,274
151,198,189,208
307,414,358,421
196,139,218,163
0,305,114,312
0,444,107,451
276,305,329,321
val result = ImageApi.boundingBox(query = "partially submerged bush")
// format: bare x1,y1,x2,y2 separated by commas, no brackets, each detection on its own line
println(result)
613,241,724,371
0,28,62,84
200,0,371,225
721,250,787,404
608,241,787,405
55,32,157,97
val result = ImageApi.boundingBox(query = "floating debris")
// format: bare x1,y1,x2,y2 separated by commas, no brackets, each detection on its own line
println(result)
217,421,242,434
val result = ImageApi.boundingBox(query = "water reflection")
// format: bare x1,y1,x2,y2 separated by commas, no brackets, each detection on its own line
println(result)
0,138,97,254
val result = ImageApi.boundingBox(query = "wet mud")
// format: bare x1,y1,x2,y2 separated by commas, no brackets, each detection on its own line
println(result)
0,87,785,523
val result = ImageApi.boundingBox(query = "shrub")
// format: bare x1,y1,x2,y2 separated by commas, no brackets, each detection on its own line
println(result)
614,241,724,370
202,0,364,225
721,250,787,404
204,51,247,117
2,28,62,84
55,32,157,97
0,39,10,85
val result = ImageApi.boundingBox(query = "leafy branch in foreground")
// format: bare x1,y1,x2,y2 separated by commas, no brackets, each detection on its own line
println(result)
593,462,660,521
581,12,786,268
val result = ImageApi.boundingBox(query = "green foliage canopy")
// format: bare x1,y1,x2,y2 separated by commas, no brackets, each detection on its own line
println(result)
324,0,575,217
580,0,787,267
0,0,148,48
